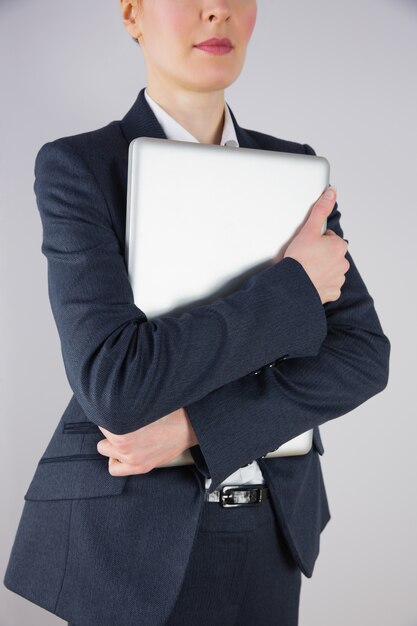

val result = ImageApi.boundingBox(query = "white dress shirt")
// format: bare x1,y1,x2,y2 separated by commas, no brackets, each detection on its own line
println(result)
144,88,266,491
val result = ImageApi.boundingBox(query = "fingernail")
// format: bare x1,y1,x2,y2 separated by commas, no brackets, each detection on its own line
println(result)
324,188,335,200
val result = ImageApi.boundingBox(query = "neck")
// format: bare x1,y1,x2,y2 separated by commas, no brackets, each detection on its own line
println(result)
146,80,226,144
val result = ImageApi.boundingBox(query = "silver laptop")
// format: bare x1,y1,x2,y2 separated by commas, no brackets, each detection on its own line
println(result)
125,136,329,467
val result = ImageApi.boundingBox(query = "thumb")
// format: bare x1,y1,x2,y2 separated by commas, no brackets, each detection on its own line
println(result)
305,187,337,235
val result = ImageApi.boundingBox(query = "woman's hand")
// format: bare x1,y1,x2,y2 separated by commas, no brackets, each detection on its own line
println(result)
96,408,198,476
272,187,350,305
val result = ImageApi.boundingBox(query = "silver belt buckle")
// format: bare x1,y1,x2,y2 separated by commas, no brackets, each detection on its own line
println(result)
220,484,264,508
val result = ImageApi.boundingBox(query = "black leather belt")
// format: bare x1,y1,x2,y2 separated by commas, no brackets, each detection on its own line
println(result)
204,484,269,507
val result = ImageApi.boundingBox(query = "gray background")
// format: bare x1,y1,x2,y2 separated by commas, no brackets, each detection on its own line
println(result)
1,0,416,624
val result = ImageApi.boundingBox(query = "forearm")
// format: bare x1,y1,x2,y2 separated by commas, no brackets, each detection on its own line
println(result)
185,316,390,491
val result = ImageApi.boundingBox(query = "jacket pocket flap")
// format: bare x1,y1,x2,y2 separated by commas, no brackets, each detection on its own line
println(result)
24,455,128,501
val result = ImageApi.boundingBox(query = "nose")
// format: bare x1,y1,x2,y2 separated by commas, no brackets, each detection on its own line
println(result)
202,1,232,22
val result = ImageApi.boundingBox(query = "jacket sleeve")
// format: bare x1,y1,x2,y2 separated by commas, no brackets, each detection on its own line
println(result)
185,144,391,492
34,138,328,435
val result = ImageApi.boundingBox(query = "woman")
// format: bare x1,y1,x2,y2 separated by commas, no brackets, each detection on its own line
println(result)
3,1,390,625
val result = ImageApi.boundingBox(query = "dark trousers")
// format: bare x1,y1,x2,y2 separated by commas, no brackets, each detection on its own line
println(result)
69,486,301,626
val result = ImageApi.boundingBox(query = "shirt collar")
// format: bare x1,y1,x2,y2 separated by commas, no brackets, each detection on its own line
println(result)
144,88,239,148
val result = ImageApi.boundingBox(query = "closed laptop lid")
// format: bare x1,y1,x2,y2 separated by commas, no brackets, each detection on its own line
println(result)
125,136,329,459
125,136,330,319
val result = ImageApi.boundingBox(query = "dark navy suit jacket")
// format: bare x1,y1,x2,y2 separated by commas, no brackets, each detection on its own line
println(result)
4,87,391,625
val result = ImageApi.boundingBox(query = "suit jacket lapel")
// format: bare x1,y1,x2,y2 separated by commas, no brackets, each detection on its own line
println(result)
119,86,260,150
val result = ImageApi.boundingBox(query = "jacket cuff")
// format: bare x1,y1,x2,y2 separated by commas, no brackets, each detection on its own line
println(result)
256,256,328,360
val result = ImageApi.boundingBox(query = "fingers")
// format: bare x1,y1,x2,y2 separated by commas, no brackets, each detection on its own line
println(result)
97,439,152,476
108,456,152,476
306,186,337,235
97,438,129,466
108,457,129,476
324,230,350,264
108,456,129,477
97,437,118,459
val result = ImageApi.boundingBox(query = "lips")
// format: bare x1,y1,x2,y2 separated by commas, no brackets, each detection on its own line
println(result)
194,37,233,49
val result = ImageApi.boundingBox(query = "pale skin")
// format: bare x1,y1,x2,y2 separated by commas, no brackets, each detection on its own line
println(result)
97,0,349,477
